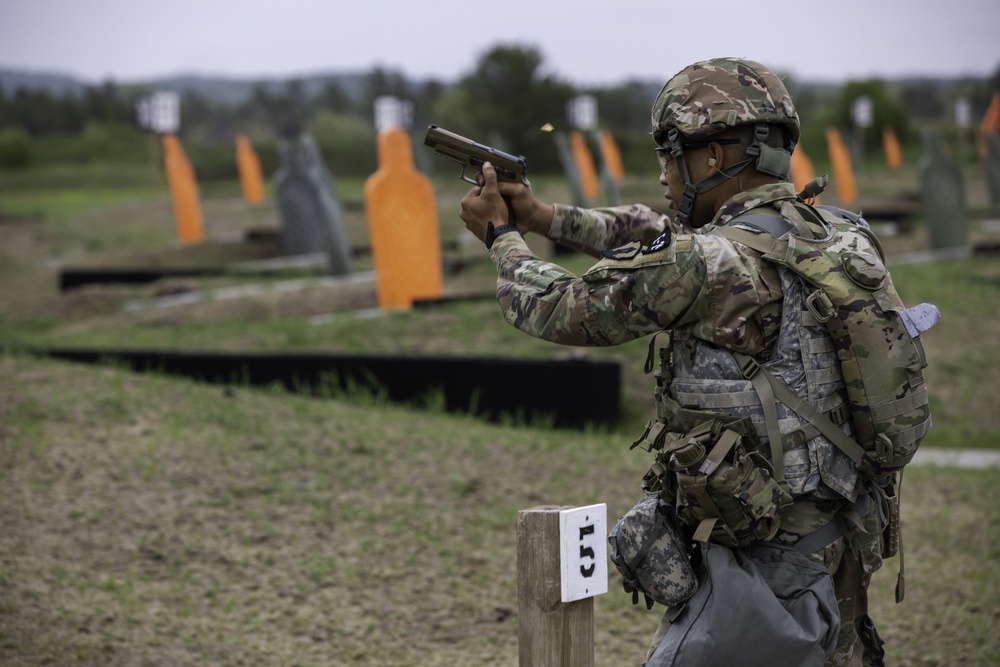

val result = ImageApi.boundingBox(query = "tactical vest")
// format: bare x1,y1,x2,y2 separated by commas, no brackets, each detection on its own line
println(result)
663,263,861,502
633,196,937,598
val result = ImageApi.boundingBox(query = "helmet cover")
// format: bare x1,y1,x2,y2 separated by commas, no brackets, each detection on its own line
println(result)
652,57,800,146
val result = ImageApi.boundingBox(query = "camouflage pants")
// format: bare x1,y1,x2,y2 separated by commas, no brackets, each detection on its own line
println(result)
827,545,886,667
644,538,886,666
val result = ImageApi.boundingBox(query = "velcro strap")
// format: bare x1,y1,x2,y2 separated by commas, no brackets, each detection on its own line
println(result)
804,337,835,354
870,387,928,421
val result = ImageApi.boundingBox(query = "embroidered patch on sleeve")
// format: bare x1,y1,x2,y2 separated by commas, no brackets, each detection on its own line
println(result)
641,230,671,254
601,239,643,260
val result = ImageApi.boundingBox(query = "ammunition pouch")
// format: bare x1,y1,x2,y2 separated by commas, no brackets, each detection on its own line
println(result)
639,419,791,548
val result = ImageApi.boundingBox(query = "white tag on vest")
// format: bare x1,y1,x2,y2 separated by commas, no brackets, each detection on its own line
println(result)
899,303,941,338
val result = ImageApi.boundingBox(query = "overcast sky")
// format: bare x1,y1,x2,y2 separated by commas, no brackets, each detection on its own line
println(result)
1,0,997,87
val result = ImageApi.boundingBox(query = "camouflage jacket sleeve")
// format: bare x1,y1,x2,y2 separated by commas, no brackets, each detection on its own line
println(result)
487,228,783,350
546,203,675,257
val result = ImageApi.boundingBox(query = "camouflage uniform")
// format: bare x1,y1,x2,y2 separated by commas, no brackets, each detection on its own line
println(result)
489,185,885,667
485,57,890,667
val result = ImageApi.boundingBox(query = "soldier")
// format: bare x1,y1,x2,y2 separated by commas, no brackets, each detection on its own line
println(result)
460,57,902,666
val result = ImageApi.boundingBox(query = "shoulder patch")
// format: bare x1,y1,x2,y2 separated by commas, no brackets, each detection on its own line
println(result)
642,230,671,254
602,239,643,260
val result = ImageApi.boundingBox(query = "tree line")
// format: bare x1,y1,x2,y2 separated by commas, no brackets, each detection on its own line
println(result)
1,44,997,177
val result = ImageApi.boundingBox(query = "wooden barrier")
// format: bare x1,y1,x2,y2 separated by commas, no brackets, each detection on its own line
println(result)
517,505,607,666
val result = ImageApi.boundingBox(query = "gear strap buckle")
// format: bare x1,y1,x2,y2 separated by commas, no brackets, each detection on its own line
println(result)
805,289,835,323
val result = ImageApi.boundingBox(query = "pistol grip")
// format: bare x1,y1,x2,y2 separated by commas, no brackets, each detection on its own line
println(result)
502,195,515,225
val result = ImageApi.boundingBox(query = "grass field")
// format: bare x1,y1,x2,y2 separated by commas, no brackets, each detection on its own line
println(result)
2,156,999,665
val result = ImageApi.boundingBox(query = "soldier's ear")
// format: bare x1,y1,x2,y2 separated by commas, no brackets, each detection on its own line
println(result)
707,142,727,171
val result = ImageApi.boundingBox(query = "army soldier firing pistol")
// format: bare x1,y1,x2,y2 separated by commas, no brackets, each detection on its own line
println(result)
458,57,937,667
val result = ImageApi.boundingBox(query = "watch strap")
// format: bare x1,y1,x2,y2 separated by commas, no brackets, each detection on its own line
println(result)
485,222,520,249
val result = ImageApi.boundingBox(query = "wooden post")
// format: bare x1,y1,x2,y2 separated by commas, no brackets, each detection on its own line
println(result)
517,505,606,667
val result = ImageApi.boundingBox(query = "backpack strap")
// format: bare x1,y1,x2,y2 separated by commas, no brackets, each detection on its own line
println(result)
734,351,871,469
712,217,796,265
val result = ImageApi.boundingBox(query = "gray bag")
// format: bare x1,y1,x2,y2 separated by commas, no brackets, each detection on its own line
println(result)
609,495,698,609
645,541,840,667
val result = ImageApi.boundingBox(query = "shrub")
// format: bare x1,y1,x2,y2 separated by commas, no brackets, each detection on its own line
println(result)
0,126,33,168
306,111,377,178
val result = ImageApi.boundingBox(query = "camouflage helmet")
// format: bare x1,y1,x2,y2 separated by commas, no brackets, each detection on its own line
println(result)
651,57,800,146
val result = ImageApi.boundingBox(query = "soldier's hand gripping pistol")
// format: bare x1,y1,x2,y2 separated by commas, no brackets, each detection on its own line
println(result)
423,124,528,224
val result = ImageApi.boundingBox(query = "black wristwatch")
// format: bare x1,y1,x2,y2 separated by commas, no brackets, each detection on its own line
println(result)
484,221,519,249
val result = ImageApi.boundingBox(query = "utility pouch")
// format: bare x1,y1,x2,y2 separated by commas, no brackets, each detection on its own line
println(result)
671,425,788,548
608,495,698,608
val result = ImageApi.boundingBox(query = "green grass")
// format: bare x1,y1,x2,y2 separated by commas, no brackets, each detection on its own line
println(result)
1,353,997,666
1,157,999,664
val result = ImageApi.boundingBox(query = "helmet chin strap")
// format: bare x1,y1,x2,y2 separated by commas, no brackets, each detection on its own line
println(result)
668,124,793,226
668,128,752,226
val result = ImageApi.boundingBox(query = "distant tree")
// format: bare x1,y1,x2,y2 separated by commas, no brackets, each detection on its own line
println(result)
181,92,236,142
435,44,576,170
835,79,910,144
6,89,68,135
899,79,946,121
0,126,32,167
411,79,447,130
239,84,277,128
951,77,996,125
362,67,411,121
316,80,354,115
84,81,132,125
588,81,656,133
306,109,377,176
237,82,309,137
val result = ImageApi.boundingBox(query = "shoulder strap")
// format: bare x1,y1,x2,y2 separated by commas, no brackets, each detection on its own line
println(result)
712,213,796,266
726,212,796,238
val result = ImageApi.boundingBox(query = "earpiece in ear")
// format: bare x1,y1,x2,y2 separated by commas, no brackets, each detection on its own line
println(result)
708,157,717,167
